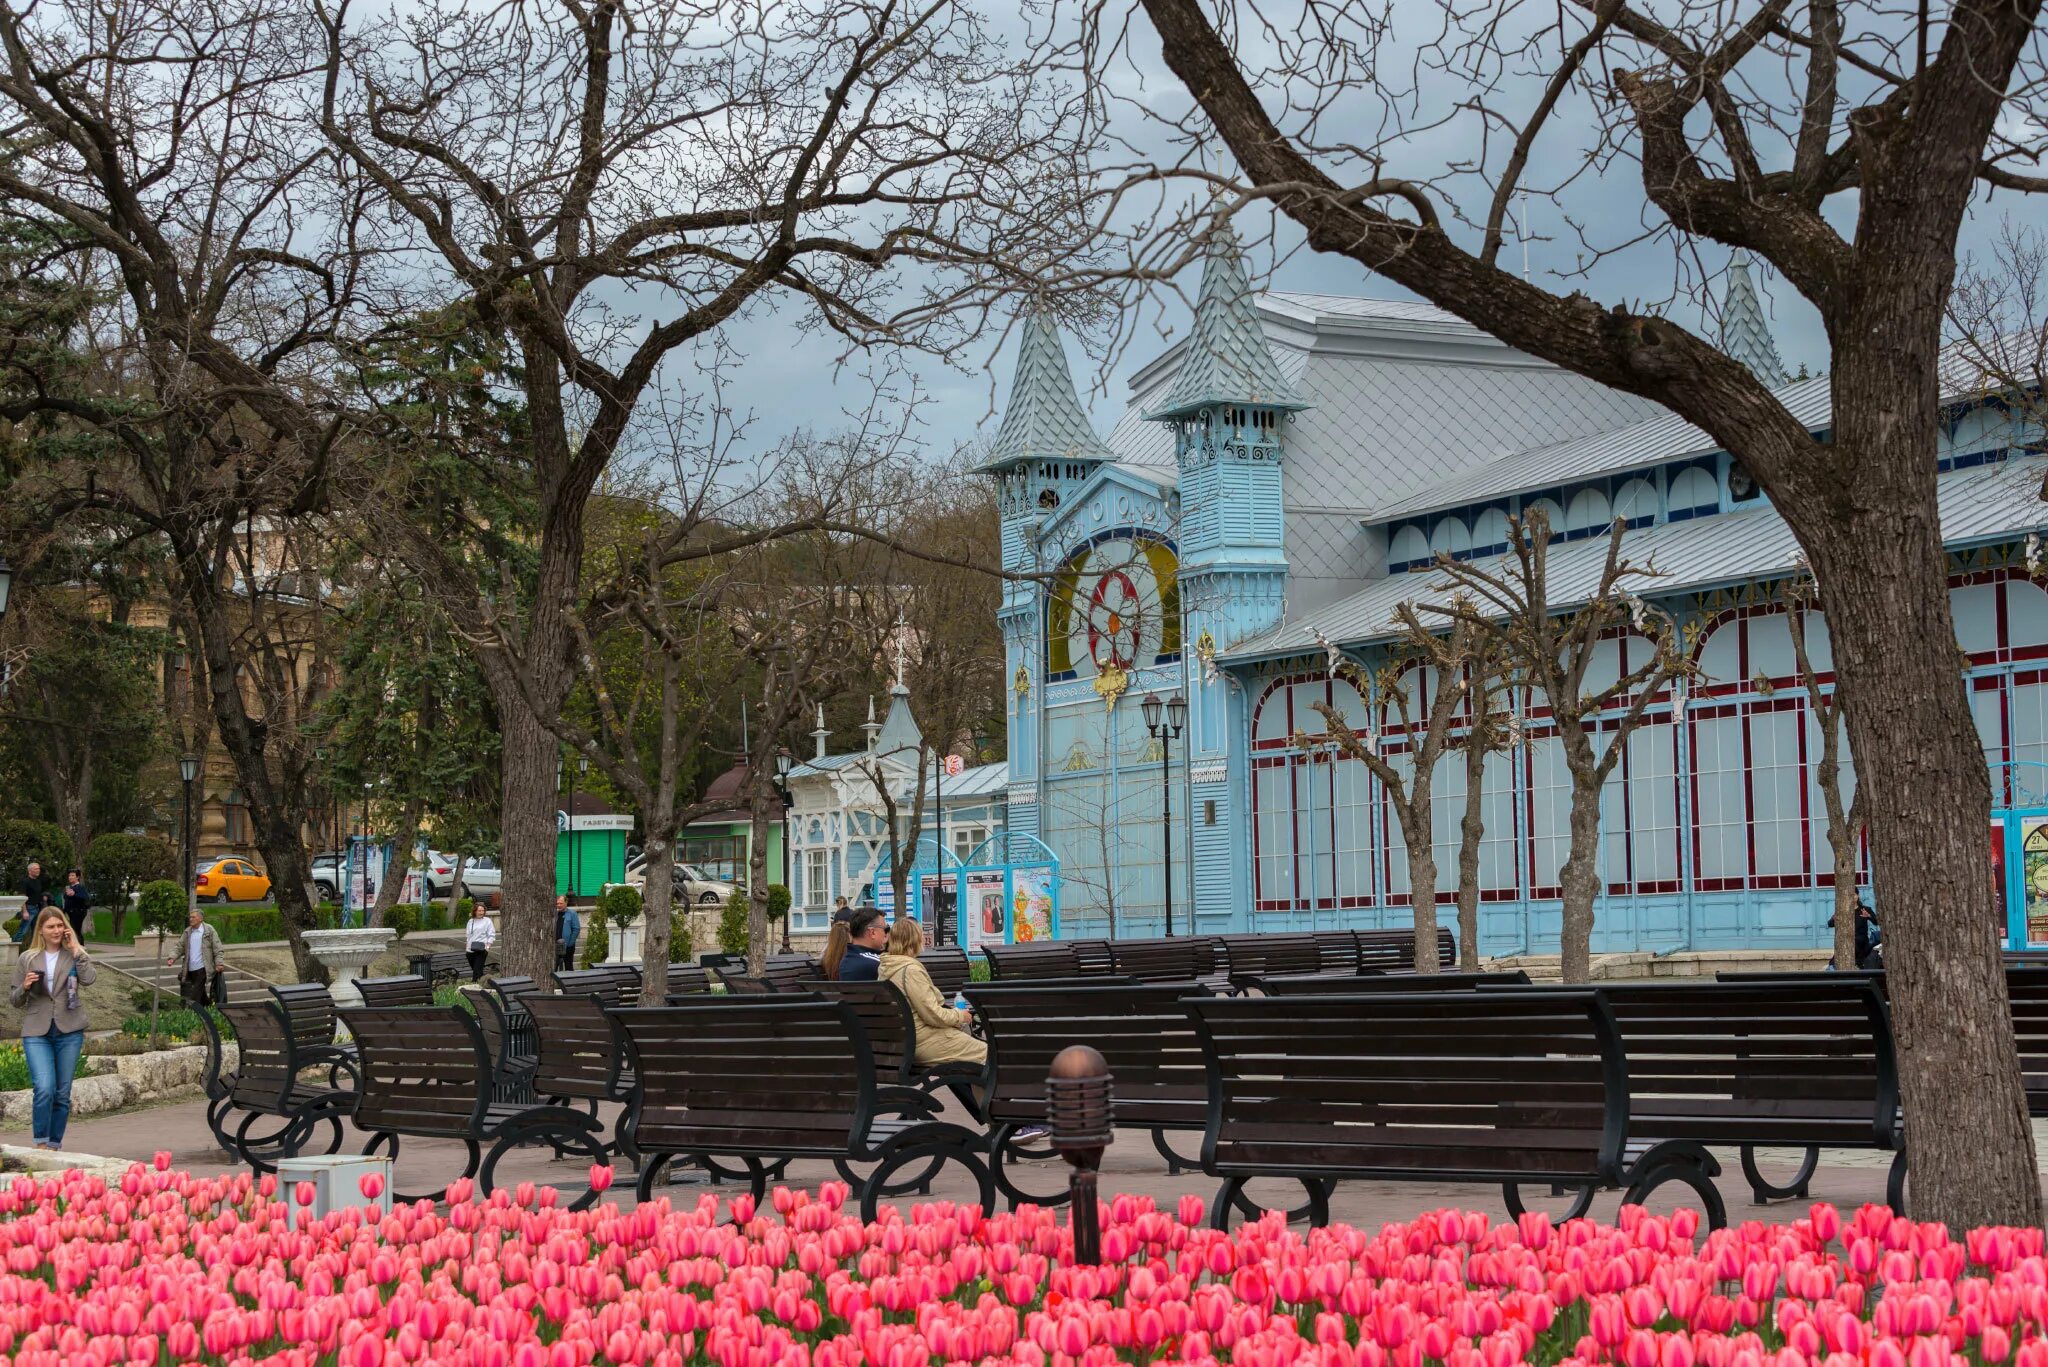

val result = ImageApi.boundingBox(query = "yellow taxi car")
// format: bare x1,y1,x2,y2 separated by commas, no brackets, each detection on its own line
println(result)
194,857,271,904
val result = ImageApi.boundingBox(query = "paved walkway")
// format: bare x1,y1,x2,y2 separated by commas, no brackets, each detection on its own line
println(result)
50,1095,2048,1227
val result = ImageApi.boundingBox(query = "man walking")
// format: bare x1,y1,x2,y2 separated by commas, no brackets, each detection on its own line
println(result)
60,869,90,941
555,895,580,972
164,907,223,1007
15,861,50,945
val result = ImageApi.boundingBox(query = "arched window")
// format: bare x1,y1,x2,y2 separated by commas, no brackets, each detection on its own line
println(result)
1250,674,1378,914
1612,478,1657,527
1470,507,1511,555
1522,497,1566,537
1429,515,1472,560
1668,466,1719,519
1565,488,1612,538
1388,524,1430,570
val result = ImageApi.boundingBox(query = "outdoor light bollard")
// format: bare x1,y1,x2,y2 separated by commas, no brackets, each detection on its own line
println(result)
1047,1044,1114,1264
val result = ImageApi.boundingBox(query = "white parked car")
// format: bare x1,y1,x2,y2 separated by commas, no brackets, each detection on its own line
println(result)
623,855,735,905
414,851,502,901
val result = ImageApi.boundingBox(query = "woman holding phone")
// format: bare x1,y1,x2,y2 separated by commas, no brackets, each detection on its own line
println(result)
11,907,96,1149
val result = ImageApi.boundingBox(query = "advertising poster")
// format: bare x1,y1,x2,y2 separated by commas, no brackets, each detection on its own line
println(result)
2025,817,2048,946
918,874,956,945
965,871,1006,951
1009,865,1056,943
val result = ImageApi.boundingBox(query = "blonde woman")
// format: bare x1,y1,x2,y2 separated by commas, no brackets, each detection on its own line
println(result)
10,907,96,1150
876,918,985,1067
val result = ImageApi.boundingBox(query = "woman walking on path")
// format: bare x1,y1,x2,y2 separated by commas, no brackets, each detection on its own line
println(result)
464,905,497,981
11,907,96,1150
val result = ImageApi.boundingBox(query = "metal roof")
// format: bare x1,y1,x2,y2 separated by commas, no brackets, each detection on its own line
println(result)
975,312,1113,472
1145,225,1306,421
938,761,1010,801
1225,455,2048,659
1720,255,1789,386
1367,337,2019,526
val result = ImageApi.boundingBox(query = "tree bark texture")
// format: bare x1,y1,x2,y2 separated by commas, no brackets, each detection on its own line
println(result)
746,776,771,976
1456,734,1486,970
1797,341,2041,1228
369,798,426,928
639,832,676,973
1559,768,1605,984
494,699,563,983
1397,793,1439,975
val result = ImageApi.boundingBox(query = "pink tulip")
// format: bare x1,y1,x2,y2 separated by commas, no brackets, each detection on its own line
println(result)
359,1173,384,1202
294,1182,316,1208
588,1165,613,1194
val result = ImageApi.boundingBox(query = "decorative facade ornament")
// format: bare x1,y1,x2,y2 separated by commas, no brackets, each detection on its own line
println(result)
1195,628,1219,684
2027,531,2043,579
1013,665,1032,701
1140,738,1165,763
1061,740,1094,772
1092,661,1130,711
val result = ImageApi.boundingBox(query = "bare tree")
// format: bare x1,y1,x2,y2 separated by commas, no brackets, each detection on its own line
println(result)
1310,608,1497,975
1785,576,1866,971
1453,643,1508,972
1947,219,2048,450
308,0,1098,979
1423,514,1690,982
1120,0,2048,1226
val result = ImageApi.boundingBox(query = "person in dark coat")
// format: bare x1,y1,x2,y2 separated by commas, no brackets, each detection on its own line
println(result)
14,862,50,945
60,870,90,941
837,907,887,982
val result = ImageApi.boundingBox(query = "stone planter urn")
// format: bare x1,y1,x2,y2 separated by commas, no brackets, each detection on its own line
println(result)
301,927,397,1011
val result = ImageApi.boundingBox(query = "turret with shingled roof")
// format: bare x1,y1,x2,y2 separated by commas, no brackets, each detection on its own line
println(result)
1719,253,1789,387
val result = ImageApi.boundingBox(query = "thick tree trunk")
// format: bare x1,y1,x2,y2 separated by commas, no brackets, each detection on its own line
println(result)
1557,775,1603,983
369,798,426,927
639,831,676,972
746,779,771,975
1394,802,1436,972
1831,839,1860,971
444,853,467,923
1456,738,1485,970
495,700,561,982
1799,367,2041,1223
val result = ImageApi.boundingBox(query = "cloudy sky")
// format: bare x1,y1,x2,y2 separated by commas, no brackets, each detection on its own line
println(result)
692,0,2031,474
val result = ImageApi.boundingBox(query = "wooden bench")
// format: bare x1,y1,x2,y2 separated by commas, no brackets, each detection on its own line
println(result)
343,1005,609,1206
407,949,494,985
664,963,712,998
462,984,537,1103
1355,926,1456,972
1106,937,1221,984
922,945,976,998
712,958,816,994
614,997,993,1217
966,980,1216,1205
523,992,638,1158
984,940,1115,981
195,1006,241,1154
356,974,434,1008
553,964,643,1007
1184,989,1626,1228
802,978,985,1121
1215,934,1328,983
218,999,358,1174
269,983,357,1081
1243,968,1529,996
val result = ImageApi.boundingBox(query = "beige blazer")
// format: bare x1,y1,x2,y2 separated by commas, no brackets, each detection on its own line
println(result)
11,946,96,1036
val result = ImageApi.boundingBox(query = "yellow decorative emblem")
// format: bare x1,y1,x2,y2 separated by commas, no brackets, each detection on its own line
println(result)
1195,629,1217,669
1013,665,1031,699
1092,662,1130,711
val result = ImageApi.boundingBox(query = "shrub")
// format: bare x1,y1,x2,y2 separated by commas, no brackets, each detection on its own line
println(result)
968,954,991,983
579,915,610,967
432,983,477,1013
133,880,186,941
667,913,694,964
116,1006,231,1045
765,883,792,922
455,896,476,924
0,819,74,892
386,903,421,940
211,908,283,943
717,889,749,956
597,884,641,935
82,833,176,939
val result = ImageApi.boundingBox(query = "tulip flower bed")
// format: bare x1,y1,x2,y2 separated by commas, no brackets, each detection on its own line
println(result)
3,1156,2048,1367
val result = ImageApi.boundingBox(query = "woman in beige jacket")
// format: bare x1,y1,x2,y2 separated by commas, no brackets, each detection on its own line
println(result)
877,918,986,1067
11,907,97,1149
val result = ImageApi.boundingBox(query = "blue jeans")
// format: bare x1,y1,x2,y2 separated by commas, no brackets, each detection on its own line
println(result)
23,1026,84,1144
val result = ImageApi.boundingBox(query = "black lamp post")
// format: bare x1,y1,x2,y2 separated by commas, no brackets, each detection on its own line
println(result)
357,781,372,926
574,755,589,903
0,554,12,623
1047,1044,1114,1263
773,748,794,951
1141,693,1189,937
179,754,200,919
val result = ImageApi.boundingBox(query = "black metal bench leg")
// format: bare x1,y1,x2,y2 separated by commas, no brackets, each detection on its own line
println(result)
1622,1142,1728,1231
1886,1150,1909,1217
1501,1181,1598,1223
1739,1144,1817,1203
480,1114,607,1211
1151,1127,1200,1176
858,1139,993,1223
988,1122,1070,1209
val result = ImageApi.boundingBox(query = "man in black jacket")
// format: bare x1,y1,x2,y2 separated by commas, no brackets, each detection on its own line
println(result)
15,861,50,944
837,907,887,981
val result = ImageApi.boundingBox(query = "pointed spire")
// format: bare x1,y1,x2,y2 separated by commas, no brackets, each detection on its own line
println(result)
980,310,1112,470
1147,220,1306,421
1720,253,1789,387
872,685,924,758
861,695,882,751
892,615,910,695
812,703,830,761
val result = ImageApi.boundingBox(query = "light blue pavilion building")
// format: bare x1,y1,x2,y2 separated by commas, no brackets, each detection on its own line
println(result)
983,231,2048,957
